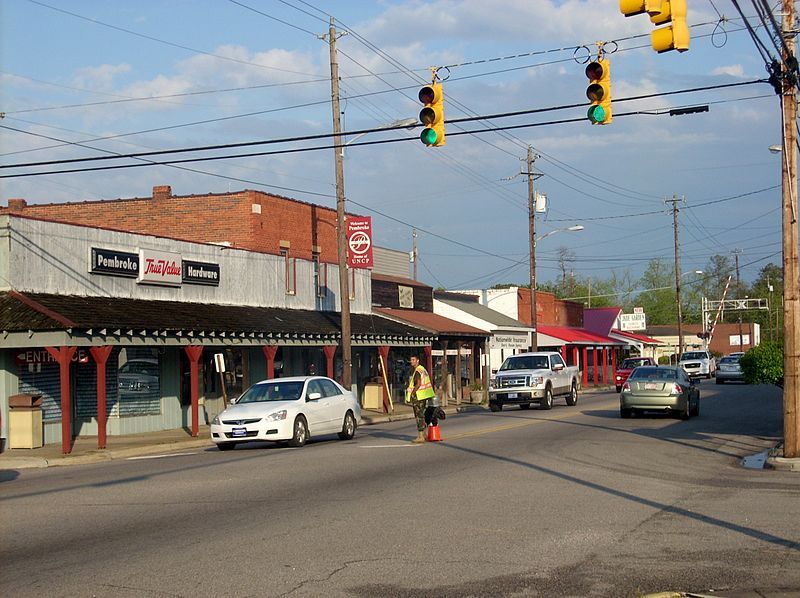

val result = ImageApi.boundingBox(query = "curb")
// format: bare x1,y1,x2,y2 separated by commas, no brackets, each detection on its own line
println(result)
765,442,800,472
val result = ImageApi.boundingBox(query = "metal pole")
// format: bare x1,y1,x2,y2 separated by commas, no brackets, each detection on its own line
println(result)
328,18,352,389
412,228,418,281
781,0,799,458
527,146,539,351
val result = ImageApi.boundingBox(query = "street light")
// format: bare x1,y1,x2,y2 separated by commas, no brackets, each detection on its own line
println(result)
341,118,417,157
530,225,584,351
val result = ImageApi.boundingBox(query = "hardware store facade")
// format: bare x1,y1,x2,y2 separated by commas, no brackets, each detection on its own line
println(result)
0,215,431,453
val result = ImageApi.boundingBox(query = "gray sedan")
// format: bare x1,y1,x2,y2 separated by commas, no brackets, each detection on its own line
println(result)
716,355,745,384
620,366,700,420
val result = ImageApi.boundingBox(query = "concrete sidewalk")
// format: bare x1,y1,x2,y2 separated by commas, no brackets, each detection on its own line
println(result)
0,401,485,469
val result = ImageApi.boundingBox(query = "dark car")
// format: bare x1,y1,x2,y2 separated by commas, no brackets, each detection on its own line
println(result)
620,366,700,420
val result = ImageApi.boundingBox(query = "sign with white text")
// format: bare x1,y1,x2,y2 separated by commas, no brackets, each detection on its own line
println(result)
490,334,529,350
346,216,374,269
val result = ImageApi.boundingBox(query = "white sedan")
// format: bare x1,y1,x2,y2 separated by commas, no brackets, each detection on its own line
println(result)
210,376,361,451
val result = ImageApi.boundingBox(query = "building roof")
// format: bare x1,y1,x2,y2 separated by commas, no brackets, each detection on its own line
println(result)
0,292,433,346
611,329,663,345
371,273,432,288
376,308,488,336
583,307,622,336
435,294,530,329
538,324,623,345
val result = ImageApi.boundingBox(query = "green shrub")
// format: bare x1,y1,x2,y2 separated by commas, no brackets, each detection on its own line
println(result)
739,342,784,386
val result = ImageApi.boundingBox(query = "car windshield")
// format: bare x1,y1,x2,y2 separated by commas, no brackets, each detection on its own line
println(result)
680,352,707,360
629,367,678,380
621,358,649,369
236,381,304,403
499,356,549,371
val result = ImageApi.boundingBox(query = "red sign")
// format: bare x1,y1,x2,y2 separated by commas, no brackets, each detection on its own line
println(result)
346,216,374,269
15,348,90,365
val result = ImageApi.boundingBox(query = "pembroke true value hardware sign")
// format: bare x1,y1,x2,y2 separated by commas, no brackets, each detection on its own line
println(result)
90,247,220,287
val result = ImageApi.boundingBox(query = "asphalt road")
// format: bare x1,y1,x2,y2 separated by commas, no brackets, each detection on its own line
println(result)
1,381,798,597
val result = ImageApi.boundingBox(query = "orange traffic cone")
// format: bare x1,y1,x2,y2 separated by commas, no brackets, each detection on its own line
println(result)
426,423,442,442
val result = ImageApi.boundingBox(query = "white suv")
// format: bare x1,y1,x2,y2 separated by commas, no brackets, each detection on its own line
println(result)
678,350,716,379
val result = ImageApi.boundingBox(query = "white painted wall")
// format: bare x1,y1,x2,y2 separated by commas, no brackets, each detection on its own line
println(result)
0,216,372,314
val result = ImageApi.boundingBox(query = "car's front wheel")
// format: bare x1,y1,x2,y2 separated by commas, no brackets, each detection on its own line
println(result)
289,416,308,447
489,401,503,412
338,411,357,440
540,386,553,410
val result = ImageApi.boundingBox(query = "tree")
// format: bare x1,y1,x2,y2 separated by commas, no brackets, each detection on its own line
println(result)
746,263,783,342
739,342,784,387
701,254,735,302
634,258,676,325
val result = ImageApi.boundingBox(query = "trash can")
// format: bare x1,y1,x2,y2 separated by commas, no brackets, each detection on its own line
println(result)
8,394,43,449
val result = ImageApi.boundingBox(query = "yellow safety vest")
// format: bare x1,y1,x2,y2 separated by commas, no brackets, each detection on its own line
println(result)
406,364,436,402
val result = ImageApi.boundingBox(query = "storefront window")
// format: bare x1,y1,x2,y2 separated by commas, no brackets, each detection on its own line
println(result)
116,348,161,416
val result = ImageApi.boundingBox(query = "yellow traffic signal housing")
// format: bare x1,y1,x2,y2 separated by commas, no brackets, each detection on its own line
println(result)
650,0,690,53
619,0,689,53
418,83,445,147
585,59,612,125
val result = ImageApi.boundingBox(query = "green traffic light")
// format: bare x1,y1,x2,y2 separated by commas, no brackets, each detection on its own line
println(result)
587,105,606,124
420,128,438,145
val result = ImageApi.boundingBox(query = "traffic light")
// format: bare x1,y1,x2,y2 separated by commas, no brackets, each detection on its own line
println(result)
619,0,690,53
418,83,445,146
650,0,690,53
585,58,612,125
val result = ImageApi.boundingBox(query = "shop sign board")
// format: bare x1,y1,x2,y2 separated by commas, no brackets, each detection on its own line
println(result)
182,260,221,286
490,334,529,350
619,312,647,331
90,247,139,278
346,216,373,269
138,249,182,286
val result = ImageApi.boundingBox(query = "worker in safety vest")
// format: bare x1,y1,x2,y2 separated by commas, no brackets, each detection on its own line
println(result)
405,355,436,443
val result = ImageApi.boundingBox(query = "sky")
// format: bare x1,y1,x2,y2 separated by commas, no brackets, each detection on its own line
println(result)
0,0,787,298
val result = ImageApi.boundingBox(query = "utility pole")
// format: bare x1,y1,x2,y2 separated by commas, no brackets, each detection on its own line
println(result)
733,248,744,350
523,146,543,351
411,228,418,281
326,18,352,389
667,195,685,358
780,0,800,458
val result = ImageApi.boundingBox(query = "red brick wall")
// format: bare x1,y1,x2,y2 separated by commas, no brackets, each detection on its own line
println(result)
1,187,346,263
517,288,583,327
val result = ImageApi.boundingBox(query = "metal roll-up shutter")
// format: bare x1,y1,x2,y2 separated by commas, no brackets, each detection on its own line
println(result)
19,363,61,421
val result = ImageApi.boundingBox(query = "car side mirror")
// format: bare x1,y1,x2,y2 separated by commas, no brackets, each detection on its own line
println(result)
552,363,564,372
307,392,322,401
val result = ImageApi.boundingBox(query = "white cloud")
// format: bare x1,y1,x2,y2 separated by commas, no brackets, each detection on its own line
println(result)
72,64,131,91
711,64,745,77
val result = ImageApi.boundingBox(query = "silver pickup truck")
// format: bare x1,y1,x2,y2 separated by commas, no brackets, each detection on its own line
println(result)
489,351,581,412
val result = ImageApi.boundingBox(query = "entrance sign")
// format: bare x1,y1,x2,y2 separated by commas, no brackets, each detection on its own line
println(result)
346,216,374,268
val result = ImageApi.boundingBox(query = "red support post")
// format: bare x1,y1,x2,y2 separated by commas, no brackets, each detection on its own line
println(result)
46,346,77,454
377,345,391,413
572,346,579,369
323,345,336,379
560,345,568,362
593,347,599,386
611,349,617,379
582,347,589,387
262,345,278,379
602,348,608,385
184,346,204,437
89,346,113,450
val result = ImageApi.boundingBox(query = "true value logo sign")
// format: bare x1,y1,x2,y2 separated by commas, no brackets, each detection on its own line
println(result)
138,249,182,286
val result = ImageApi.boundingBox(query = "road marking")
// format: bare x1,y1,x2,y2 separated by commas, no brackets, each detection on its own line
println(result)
359,444,418,448
126,452,200,460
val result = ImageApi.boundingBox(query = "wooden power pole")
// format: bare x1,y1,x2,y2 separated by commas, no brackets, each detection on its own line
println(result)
666,195,685,358
781,0,800,458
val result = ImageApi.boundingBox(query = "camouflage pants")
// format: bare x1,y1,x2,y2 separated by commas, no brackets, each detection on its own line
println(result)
412,398,430,432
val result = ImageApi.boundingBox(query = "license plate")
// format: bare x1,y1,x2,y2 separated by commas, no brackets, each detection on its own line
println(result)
507,392,518,399
231,427,247,438
644,383,659,390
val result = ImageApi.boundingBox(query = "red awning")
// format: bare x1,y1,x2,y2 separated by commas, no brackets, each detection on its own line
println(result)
538,324,623,345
